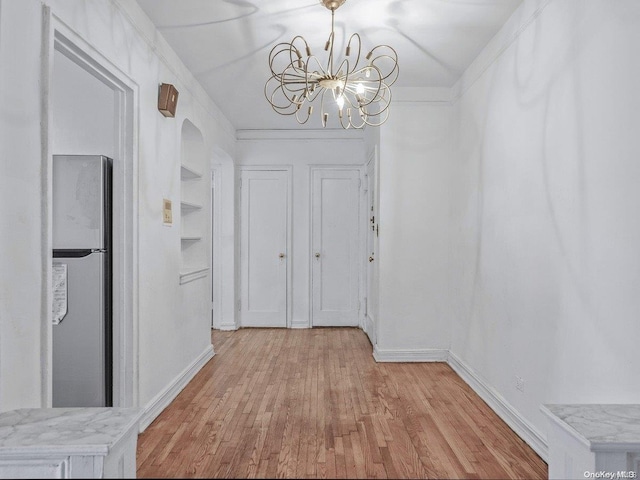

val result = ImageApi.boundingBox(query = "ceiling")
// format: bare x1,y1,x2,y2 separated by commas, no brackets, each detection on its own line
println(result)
136,0,523,131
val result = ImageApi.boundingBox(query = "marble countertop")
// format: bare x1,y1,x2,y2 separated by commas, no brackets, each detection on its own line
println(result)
0,408,142,456
542,404,640,450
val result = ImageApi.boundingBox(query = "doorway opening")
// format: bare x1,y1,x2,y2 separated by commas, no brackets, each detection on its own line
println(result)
48,22,137,408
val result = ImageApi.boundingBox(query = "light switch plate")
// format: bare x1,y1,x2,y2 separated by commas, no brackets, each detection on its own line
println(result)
163,198,172,225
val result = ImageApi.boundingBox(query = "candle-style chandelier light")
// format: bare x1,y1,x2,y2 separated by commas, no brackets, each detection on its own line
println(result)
264,0,399,129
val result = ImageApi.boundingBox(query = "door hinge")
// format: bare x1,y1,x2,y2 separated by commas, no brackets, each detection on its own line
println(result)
237,299,241,311
239,178,242,188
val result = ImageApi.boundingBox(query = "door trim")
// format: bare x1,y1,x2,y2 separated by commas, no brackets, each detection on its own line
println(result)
238,165,293,328
46,14,139,408
363,148,378,346
308,165,364,327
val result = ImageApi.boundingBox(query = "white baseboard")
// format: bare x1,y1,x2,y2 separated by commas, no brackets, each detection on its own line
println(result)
373,346,449,362
216,323,238,331
447,351,548,462
139,344,214,432
290,320,309,329
361,315,375,346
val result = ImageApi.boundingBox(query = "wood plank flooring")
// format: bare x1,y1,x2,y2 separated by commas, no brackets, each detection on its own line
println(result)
137,328,547,479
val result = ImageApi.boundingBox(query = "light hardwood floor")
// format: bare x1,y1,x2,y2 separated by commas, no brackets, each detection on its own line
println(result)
137,328,547,479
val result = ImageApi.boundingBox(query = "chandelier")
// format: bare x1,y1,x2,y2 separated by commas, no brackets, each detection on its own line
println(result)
264,0,399,129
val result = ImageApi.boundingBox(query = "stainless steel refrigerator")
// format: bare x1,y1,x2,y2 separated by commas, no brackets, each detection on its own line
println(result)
52,155,112,407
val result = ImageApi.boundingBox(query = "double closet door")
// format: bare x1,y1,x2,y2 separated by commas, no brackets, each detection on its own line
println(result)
239,167,361,328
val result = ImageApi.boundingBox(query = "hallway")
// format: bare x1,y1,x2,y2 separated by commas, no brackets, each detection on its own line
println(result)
136,328,547,478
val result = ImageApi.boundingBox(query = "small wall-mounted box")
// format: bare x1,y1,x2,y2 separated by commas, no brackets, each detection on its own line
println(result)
158,83,179,117
163,198,173,225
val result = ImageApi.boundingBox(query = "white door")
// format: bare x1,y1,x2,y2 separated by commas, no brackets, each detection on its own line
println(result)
311,168,361,327
240,169,289,327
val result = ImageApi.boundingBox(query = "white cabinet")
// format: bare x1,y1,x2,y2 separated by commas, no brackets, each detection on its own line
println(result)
0,408,142,479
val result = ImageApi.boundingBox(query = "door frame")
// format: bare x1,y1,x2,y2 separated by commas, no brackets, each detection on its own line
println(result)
210,167,221,328
308,165,365,328
238,165,293,328
44,13,139,408
363,148,379,345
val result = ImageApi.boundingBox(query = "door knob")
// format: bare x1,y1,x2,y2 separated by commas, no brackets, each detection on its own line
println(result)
369,256,374,262
315,253,321,258
279,253,285,259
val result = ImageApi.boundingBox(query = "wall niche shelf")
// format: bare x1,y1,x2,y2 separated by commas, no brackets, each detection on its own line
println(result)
180,200,203,211
181,235,202,242
180,164,203,180
180,120,208,284
179,266,209,285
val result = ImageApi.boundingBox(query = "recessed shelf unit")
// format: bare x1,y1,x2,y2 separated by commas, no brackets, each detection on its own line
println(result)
179,120,208,284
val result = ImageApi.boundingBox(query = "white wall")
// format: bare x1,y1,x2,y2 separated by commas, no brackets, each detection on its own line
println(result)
236,132,365,329
52,49,115,158
375,99,454,357
450,0,640,442
0,0,236,417
0,0,46,410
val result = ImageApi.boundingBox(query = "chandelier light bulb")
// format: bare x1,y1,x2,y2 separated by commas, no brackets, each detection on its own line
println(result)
264,0,399,129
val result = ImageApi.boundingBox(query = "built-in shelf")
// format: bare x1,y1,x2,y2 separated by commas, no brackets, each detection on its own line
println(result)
180,164,203,180
180,200,203,210
180,121,207,279
179,266,209,285
181,236,202,242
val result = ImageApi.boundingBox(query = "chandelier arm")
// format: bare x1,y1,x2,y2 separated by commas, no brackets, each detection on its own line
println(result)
325,32,336,76
280,74,311,98
266,72,308,112
269,43,309,80
268,43,303,77
335,57,350,91
319,88,331,128
295,101,314,125
267,89,297,114
367,47,400,85
344,33,362,75
325,8,337,76
360,88,392,126
291,35,312,57
267,45,289,77
265,76,296,111
338,109,351,129
363,103,390,126
351,112,366,129
288,36,310,70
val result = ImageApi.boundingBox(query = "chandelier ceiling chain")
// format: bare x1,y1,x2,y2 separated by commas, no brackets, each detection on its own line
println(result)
264,0,399,129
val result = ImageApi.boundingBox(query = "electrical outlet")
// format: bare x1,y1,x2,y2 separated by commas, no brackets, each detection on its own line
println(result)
515,376,525,392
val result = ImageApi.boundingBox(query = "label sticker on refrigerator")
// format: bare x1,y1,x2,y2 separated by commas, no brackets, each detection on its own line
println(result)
52,264,68,325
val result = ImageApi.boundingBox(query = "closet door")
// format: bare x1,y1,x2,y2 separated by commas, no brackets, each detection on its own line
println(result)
311,168,361,327
240,169,289,327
